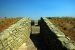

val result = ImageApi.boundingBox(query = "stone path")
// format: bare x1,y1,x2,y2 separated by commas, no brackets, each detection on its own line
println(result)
30,20,47,50
31,26,40,34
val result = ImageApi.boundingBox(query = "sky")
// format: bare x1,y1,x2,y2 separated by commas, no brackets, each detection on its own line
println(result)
0,0,75,19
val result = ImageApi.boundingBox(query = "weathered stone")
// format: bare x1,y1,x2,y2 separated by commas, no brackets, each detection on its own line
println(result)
43,17,75,50
0,17,36,50
0,41,3,50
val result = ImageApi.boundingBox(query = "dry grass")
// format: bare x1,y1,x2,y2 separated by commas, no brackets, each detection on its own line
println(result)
0,17,22,32
49,17,75,41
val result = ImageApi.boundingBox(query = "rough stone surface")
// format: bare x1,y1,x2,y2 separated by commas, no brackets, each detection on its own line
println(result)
43,17,75,50
0,17,36,50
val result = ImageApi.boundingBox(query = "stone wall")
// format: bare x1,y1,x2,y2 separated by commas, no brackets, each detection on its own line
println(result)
40,17,75,50
0,17,36,50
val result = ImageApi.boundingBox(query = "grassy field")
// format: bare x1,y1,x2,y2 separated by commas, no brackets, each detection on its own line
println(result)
49,17,75,41
0,17,22,32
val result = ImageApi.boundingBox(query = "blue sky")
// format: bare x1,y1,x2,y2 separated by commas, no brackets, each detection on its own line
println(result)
0,0,75,19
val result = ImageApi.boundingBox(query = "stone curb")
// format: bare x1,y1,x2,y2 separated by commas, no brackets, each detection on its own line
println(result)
43,17,75,50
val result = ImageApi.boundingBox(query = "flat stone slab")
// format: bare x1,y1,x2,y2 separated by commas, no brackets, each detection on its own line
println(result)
31,26,40,34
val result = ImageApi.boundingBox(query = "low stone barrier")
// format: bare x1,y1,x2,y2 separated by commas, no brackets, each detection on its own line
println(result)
40,17,75,50
0,17,36,50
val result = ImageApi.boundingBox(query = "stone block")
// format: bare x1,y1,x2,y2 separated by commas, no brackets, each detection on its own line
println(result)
0,41,3,50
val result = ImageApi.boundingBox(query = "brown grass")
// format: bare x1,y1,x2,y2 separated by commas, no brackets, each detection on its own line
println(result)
0,17,22,32
49,17,75,41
